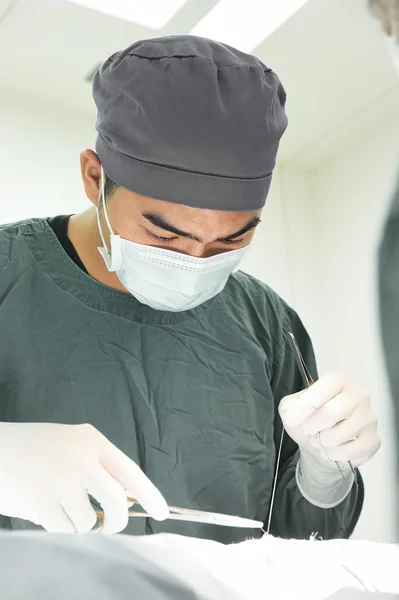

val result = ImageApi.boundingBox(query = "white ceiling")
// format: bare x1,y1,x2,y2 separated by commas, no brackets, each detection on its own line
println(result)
256,0,399,167
0,0,398,169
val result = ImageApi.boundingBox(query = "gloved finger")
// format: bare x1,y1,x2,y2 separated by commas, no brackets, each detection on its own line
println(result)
301,391,359,436
278,389,306,421
307,402,377,449
60,486,98,534
101,443,169,521
39,501,76,533
281,372,350,427
351,426,381,461
318,426,381,462
85,466,129,535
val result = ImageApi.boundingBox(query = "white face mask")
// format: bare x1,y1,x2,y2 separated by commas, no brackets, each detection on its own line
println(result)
96,168,251,312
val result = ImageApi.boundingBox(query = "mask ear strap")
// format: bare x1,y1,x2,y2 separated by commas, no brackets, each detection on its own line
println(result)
97,165,114,253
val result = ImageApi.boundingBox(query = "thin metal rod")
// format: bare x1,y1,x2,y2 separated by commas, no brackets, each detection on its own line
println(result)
266,426,285,534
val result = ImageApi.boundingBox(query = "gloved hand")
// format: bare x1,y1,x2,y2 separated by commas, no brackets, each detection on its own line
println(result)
278,371,381,467
0,422,169,534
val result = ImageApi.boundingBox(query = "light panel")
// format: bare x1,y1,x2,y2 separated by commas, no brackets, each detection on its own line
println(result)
68,0,189,29
190,0,310,53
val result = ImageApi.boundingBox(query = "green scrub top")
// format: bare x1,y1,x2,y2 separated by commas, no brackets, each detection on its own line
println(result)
0,218,363,542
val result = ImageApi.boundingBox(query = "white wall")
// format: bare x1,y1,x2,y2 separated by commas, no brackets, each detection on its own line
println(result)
240,169,294,304
0,88,94,221
305,119,399,544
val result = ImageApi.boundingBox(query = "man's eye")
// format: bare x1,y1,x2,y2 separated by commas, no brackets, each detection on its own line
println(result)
223,238,245,246
147,231,176,243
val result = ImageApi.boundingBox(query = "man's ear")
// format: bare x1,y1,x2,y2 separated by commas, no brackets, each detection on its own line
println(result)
80,150,102,206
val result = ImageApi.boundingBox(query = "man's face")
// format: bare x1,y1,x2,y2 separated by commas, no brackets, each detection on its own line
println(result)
104,187,261,259
81,151,261,259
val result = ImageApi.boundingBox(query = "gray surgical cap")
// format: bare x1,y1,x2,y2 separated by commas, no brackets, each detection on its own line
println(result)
92,35,288,211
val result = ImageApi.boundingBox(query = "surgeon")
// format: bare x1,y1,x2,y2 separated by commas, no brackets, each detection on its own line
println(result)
0,35,380,540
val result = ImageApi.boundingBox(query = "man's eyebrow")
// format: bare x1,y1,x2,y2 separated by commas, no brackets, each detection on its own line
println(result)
217,216,261,242
142,213,261,243
142,213,202,241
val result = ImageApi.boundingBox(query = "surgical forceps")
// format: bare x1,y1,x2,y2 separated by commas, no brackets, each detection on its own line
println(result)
92,497,263,533
266,331,355,534
286,331,355,478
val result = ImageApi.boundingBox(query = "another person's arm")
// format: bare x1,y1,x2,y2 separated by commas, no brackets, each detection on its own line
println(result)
379,170,399,480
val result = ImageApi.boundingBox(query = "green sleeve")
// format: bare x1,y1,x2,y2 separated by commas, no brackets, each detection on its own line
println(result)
268,307,364,539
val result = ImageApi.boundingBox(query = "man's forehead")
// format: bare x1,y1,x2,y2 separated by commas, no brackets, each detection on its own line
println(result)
136,194,262,243
133,191,261,223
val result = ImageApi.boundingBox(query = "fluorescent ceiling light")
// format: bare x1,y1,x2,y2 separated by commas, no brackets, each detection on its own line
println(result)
190,0,310,53
68,0,188,29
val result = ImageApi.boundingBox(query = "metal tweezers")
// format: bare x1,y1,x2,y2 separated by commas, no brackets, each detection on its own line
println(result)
92,497,263,532
286,331,355,479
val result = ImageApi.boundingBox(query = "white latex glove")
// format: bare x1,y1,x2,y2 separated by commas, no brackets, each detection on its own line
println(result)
279,371,381,466
0,422,168,534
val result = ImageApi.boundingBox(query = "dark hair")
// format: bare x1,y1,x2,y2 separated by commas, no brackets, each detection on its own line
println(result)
103,174,119,200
